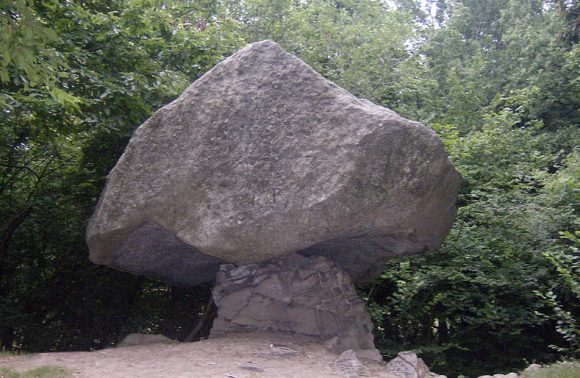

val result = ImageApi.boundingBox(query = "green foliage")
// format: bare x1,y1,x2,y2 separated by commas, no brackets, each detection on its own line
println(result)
361,1,579,371
0,350,20,357
367,101,578,375
536,230,580,356
0,0,243,352
224,0,414,104
0,0,62,91
0,366,70,378
368,223,559,376
0,368,19,378
521,361,580,378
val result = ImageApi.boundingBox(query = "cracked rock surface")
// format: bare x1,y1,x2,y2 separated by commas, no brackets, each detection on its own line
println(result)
211,254,379,357
87,40,460,286
386,351,431,378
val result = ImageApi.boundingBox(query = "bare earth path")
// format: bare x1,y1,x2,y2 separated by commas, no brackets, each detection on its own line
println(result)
0,332,395,378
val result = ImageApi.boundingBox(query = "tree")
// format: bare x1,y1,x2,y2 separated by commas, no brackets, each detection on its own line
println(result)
0,0,243,351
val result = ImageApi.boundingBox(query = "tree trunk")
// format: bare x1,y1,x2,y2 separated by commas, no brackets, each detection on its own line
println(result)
0,205,34,292
184,295,215,342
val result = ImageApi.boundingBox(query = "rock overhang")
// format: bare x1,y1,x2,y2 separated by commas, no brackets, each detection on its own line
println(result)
86,40,461,287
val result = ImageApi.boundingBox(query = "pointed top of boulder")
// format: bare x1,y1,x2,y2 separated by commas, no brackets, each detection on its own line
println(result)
86,41,460,287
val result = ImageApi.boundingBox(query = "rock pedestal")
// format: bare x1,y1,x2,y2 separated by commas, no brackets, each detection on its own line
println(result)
211,254,379,357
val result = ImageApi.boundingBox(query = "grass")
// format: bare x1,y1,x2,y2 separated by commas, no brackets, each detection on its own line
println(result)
0,366,70,378
0,352,31,358
521,361,580,378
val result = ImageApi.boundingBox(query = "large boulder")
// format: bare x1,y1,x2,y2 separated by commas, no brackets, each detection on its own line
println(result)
87,40,460,286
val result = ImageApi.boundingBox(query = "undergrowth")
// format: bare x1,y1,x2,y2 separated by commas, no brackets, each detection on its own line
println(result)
0,366,70,378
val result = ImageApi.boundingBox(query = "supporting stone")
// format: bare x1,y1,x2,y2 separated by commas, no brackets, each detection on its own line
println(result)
211,253,381,359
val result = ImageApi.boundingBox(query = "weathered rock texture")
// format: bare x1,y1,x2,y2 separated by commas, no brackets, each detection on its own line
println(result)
333,350,370,378
211,254,379,356
385,351,448,378
86,40,460,286
386,351,430,378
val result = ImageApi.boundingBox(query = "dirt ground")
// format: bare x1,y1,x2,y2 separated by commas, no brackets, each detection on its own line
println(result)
0,331,396,378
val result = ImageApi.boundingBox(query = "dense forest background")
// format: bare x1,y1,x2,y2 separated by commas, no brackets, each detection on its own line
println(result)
0,0,578,376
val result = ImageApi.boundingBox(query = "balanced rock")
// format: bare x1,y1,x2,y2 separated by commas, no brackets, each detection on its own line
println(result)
86,40,460,286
